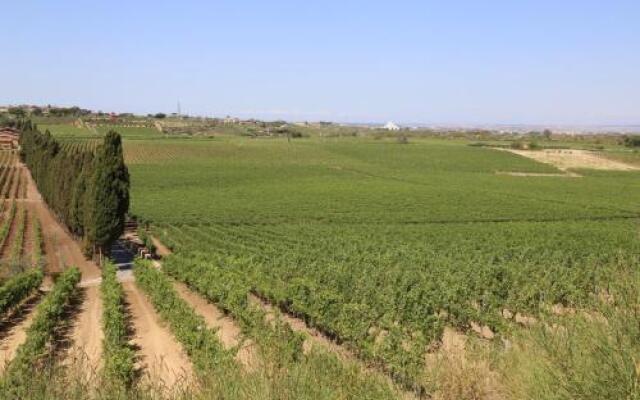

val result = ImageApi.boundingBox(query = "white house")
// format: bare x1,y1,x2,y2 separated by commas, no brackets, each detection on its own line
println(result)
384,121,400,131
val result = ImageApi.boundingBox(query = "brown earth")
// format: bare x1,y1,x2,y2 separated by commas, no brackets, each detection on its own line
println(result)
0,293,42,373
495,171,581,178
150,240,258,369
173,280,258,370
506,148,640,171
66,285,103,379
150,236,172,257
123,281,194,389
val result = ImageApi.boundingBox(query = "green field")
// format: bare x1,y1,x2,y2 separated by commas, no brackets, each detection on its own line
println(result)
123,135,640,398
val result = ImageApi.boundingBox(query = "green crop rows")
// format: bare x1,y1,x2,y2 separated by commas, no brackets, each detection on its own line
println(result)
0,268,43,316
101,262,135,390
1,267,80,392
126,136,640,396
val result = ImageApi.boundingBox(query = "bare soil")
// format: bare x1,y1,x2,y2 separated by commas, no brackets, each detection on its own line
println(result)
496,171,581,178
507,149,640,171
123,281,194,389
173,280,258,370
0,292,42,373
150,236,172,257
67,285,104,378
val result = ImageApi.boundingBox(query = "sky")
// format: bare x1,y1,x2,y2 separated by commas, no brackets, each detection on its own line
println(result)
1,1,639,125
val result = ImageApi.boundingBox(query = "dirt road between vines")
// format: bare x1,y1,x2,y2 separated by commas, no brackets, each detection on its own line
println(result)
123,281,194,389
173,281,258,369
0,294,41,373
23,163,104,372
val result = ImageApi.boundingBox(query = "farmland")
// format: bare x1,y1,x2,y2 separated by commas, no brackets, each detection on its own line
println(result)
124,135,640,397
0,122,639,399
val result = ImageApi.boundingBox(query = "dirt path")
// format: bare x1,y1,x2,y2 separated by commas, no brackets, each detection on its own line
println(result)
66,285,103,379
0,293,42,374
22,163,104,372
173,281,257,369
150,236,171,257
147,239,257,369
123,281,194,389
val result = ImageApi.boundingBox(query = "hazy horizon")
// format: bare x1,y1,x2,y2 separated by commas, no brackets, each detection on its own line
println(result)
2,1,639,126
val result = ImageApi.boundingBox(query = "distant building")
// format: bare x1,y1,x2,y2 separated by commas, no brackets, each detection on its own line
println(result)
384,121,400,131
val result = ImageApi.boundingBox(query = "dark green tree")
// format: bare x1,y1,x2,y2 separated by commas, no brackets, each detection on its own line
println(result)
87,131,130,256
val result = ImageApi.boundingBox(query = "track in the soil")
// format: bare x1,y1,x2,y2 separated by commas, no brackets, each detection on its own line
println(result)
172,280,258,370
123,281,194,389
0,292,43,373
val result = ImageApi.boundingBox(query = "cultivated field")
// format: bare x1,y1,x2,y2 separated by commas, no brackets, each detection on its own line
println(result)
126,136,640,398
1,124,639,399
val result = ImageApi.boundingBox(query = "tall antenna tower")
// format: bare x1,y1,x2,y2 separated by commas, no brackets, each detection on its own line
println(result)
177,100,182,118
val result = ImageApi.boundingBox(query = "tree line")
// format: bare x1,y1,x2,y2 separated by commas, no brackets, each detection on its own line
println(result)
18,120,130,257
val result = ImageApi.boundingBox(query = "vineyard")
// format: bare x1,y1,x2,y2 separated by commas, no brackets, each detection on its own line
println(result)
0,129,638,399
127,136,640,398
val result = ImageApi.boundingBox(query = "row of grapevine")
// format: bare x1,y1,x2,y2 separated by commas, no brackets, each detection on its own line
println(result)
0,202,17,251
32,217,43,266
152,218,640,390
59,139,100,155
0,268,43,316
0,267,80,391
9,206,26,264
132,260,237,372
100,262,135,389
153,256,398,398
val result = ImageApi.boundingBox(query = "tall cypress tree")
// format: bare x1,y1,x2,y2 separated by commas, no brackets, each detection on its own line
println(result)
88,131,130,256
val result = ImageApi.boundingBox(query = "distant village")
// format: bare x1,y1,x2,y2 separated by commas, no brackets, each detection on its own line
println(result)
1,104,639,137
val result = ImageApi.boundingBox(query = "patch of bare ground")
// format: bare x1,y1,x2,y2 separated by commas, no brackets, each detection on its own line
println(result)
149,239,259,371
66,285,103,379
425,328,504,400
495,171,581,178
172,280,258,370
150,236,172,257
123,281,195,392
0,291,43,374
505,148,640,171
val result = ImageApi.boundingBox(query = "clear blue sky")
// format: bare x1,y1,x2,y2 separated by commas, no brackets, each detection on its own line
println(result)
2,1,639,125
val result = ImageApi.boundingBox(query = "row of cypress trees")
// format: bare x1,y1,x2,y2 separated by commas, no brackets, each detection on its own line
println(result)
18,120,130,257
